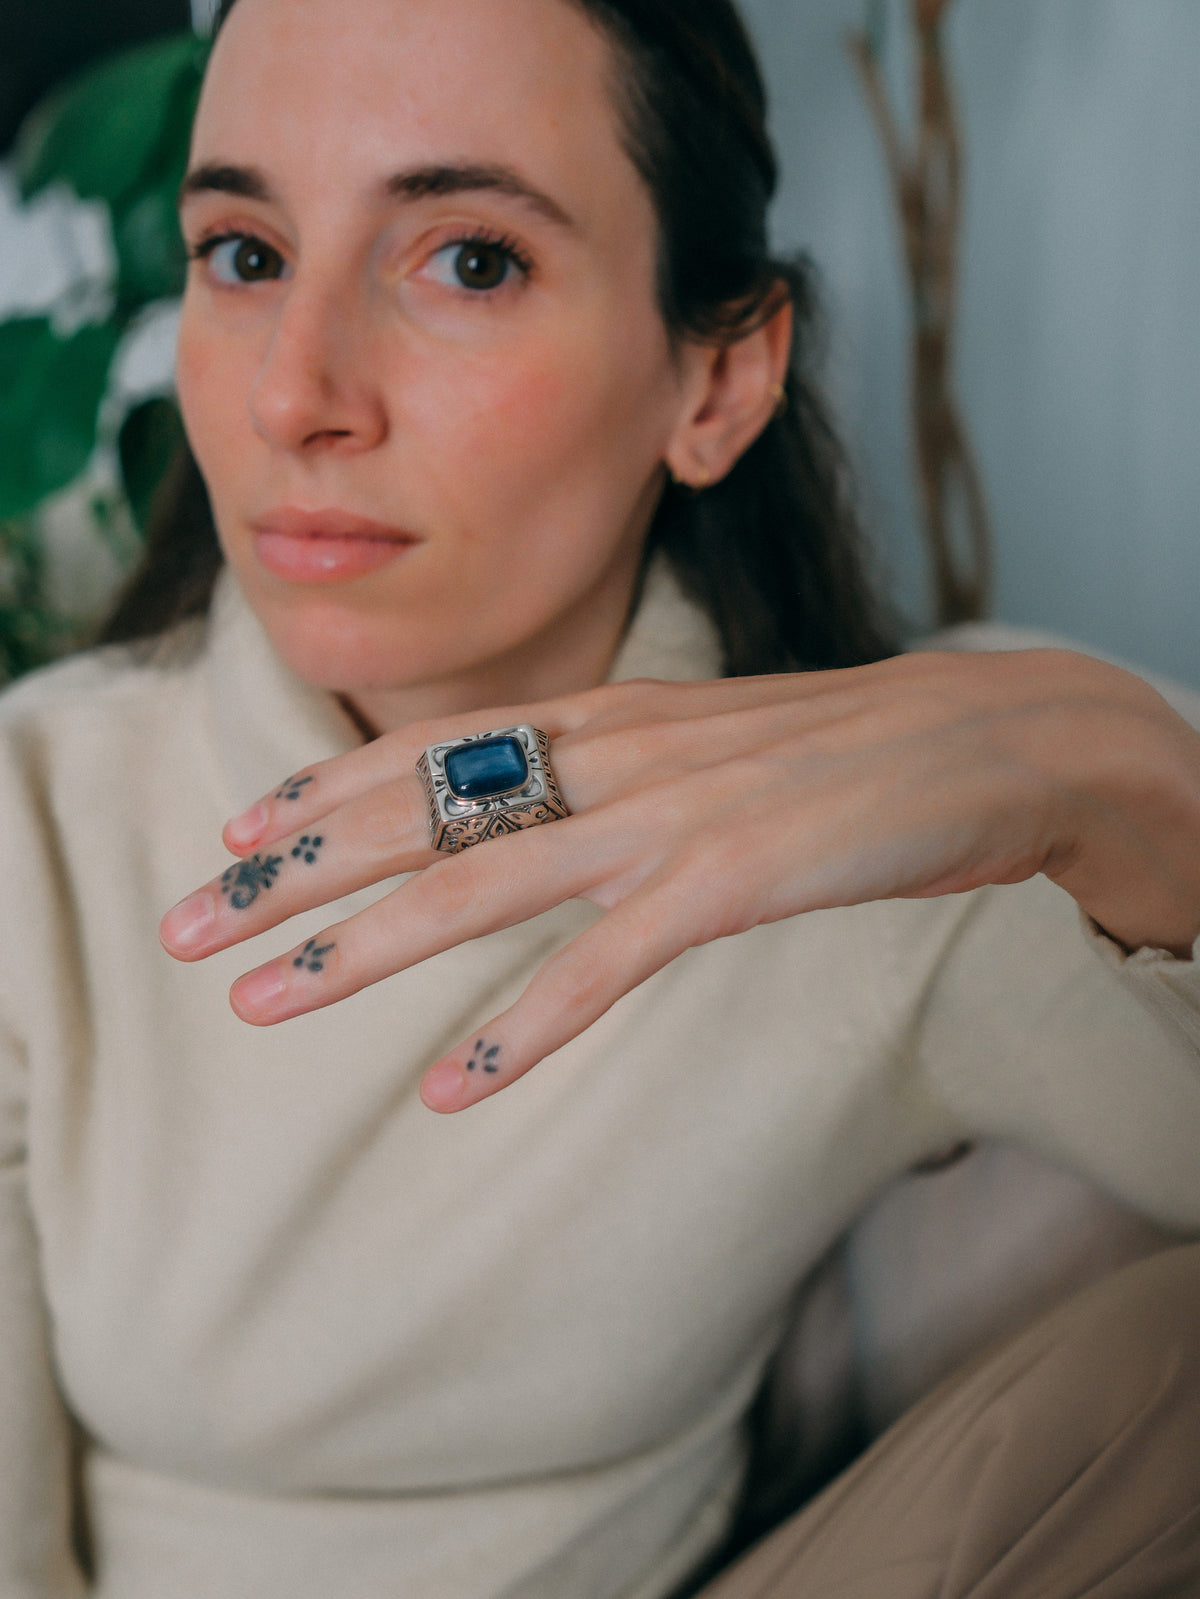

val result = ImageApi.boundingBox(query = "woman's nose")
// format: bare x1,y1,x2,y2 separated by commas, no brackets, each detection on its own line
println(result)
248,280,388,454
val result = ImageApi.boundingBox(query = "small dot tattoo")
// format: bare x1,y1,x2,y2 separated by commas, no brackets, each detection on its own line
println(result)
290,835,325,865
276,774,314,802
467,1039,502,1074
293,938,335,974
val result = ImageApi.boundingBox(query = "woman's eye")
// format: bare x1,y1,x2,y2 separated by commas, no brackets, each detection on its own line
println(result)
197,235,287,285
424,239,525,293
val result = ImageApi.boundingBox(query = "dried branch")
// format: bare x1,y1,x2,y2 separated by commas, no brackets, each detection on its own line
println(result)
848,2,992,625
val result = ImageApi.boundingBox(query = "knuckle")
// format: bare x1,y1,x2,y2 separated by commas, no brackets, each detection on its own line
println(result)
355,782,427,855
418,860,483,925
398,717,449,755
538,947,610,1018
576,677,684,728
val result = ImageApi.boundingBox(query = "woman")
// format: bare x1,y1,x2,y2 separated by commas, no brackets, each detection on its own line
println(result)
2,0,1199,1594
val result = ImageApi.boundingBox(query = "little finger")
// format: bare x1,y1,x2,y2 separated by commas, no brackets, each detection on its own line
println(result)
419,883,694,1112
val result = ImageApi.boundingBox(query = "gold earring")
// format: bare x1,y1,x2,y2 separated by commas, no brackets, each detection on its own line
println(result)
771,383,788,419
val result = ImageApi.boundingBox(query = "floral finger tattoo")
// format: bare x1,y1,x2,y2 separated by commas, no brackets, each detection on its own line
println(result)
221,854,283,910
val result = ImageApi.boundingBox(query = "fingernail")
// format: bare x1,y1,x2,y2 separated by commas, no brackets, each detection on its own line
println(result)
420,1058,468,1113
226,800,270,847
231,965,288,1019
160,892,215,952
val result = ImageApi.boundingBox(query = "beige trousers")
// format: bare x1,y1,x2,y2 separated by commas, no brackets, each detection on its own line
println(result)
696,1244,1200,1599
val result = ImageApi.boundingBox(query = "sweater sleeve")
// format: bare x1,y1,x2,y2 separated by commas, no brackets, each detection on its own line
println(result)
0,1017,87,1597
910,872,1200,1234
902,632,1200,1229
1082,917,1200,1053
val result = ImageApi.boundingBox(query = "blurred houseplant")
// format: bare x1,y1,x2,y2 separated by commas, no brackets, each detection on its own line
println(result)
0,32,208,681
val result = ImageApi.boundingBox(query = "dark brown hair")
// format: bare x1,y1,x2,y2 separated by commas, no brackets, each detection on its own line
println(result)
103,0,896,673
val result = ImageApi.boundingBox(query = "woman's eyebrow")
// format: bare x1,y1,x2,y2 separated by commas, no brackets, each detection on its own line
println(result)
179,162,273,206
385,164,577,230
178,161,576,231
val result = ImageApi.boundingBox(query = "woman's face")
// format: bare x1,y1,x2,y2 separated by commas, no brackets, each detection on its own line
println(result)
178,0,694,728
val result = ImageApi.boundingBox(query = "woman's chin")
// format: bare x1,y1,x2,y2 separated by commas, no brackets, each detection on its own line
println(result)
225,545,442,694
253,598,464,705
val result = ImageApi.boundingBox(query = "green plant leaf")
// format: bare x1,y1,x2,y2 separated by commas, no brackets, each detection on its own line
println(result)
113,185,191,306
14,34,211,212
118,397,186,534
0,319,122,520
112,37,210,307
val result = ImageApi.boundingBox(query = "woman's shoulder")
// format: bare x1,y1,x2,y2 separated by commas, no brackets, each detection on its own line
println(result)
0,621,216,859
0,618,208,745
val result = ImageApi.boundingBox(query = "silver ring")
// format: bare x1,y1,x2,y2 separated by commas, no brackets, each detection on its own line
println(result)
416,724,570,854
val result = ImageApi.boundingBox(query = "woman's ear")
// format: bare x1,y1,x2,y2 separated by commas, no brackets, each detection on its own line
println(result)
663,296,793,490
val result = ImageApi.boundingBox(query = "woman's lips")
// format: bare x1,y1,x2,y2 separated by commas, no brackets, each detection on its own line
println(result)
252,510,418,584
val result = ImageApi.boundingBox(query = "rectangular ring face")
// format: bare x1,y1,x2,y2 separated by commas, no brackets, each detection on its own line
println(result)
444,735,530,801
417,725,567,852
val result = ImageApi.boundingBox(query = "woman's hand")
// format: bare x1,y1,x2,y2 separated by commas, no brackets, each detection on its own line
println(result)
160,648,1200,1111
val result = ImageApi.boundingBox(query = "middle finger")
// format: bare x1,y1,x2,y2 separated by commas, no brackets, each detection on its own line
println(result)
226,806,618,1024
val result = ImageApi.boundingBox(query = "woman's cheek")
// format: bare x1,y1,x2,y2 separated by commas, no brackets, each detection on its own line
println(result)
175,319,237,465
453,317,674,484
398,351,577,495
435,330,571,425
177,294,267,419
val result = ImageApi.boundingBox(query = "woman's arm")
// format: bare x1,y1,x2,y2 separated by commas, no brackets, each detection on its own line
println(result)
0,1015,87,1595
160,647,1200,1111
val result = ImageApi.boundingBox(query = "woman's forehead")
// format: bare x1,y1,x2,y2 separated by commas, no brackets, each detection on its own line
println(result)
193,0,627,205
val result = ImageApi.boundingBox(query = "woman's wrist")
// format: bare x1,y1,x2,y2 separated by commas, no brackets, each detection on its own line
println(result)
1043,675,1200,959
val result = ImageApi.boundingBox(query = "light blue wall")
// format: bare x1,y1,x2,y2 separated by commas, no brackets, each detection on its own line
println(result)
742,0,1200,686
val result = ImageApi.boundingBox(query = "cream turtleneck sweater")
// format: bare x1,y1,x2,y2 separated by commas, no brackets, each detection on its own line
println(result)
1,566,1199,1599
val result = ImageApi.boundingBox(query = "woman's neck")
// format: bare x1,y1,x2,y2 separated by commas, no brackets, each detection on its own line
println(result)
339,552,642,737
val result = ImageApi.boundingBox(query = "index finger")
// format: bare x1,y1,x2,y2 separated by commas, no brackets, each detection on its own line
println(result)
220,670,841,857
220,698,581,856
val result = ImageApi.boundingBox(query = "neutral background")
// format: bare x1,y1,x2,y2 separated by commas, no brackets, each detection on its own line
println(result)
742,0,1200,686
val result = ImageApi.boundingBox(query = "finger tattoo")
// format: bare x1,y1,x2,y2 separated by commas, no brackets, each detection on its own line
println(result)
293,938,336,974
221,853,284,910
467,1039,503,1075
276,774,315,802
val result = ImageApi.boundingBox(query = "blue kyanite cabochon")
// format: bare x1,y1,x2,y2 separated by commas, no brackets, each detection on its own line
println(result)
444,736,530,801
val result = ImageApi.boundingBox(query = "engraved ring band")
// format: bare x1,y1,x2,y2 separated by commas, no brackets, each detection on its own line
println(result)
416,725,571,853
